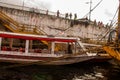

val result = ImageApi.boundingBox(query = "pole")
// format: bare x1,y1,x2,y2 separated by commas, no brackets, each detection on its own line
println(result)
116,0,120,42
22,0,24,10
0,37,2,52
51,42,55,54
89,0,92,21
25,40,29,54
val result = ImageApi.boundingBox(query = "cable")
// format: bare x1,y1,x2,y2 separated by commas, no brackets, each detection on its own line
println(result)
109,7,119,27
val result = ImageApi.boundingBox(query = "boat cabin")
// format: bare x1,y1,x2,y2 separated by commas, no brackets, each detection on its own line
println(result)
0,31,83,55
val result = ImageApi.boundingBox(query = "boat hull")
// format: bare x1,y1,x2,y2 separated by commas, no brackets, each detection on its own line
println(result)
0,53,95,65
0,53,111,65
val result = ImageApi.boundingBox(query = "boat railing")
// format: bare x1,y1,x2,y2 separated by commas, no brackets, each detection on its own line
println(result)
77,39,98,56
0,50,63,57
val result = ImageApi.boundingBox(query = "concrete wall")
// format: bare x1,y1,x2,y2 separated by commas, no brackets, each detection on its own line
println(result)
0,2,109,40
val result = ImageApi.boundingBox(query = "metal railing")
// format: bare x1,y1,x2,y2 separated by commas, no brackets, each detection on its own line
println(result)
0,2,65,18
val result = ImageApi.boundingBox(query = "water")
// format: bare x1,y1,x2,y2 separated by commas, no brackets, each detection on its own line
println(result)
0,62,120,80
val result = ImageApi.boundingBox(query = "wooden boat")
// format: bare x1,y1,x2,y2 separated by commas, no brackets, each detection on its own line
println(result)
0,31,111,65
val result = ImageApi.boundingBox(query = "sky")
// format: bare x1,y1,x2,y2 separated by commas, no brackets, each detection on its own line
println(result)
0,0,119,24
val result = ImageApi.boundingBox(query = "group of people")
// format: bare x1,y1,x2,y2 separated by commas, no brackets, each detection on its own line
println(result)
1,46,11,51
65,13,77,20
93,20,105,27
1,46,25,52
56,10,78,20
48,10,78,20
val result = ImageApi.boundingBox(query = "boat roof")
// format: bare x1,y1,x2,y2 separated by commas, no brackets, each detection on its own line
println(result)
0,31,78,42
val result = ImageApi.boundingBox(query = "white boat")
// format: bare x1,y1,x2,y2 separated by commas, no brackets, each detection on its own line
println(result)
0,31,110,65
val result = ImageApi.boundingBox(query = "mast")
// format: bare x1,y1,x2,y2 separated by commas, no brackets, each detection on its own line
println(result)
117,0,120,42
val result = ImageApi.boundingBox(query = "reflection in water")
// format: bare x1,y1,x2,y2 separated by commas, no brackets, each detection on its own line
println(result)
0,62,120,80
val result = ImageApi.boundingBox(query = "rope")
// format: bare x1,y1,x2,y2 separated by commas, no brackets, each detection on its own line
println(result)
96,6,119,41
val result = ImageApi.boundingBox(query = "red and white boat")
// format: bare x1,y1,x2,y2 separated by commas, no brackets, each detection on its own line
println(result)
0,31,111,65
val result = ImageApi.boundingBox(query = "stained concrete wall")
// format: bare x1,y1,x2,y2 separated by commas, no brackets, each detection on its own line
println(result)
0,2,110,40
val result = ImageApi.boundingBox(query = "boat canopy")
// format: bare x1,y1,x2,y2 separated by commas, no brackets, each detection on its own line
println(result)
0,31,78,42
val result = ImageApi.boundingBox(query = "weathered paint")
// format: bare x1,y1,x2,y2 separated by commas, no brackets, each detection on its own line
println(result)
0,3,109,40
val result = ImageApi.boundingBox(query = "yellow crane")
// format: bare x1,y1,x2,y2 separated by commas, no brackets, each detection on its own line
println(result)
103,0,120,63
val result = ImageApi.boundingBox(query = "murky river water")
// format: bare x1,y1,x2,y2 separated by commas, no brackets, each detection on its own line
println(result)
0,62,120,80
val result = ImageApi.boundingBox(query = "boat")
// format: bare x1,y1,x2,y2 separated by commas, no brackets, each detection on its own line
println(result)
0,31,110,66
103,0,120,66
